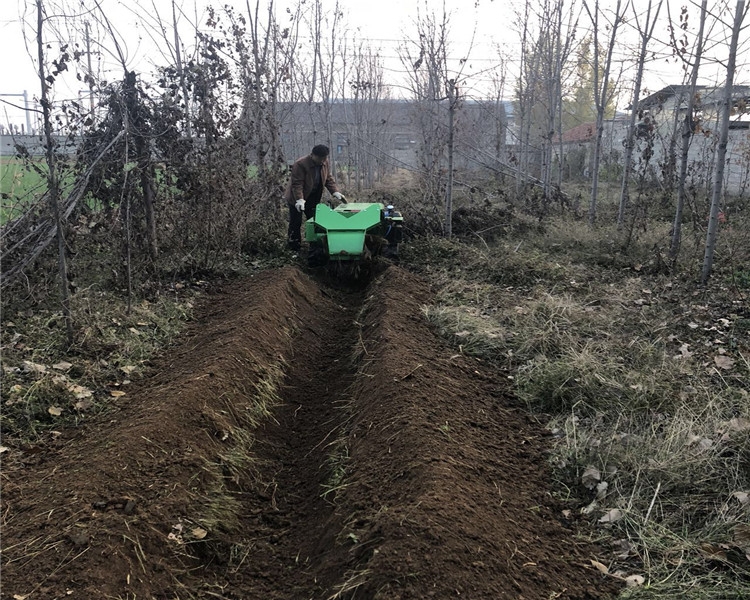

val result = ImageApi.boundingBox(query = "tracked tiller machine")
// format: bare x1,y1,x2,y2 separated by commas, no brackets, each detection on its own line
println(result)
305,202,403,274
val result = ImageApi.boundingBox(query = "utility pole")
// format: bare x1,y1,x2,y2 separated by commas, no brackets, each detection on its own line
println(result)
0,93,34,134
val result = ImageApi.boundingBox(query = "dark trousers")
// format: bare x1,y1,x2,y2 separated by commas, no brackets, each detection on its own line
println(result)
287,192,322,250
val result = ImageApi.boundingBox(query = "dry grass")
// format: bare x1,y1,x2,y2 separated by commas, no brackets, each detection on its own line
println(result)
1,289,197,439
418,208,750,598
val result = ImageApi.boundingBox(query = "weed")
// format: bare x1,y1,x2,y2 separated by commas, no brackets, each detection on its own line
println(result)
413,210,750,597
1,289,197,441
321,437,350,503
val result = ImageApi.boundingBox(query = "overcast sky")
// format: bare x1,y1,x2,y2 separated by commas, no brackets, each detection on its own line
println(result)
1,0,747,132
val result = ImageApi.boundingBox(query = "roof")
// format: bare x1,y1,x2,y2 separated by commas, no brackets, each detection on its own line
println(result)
637,84,750,110
639,85,707,109
554,122,596,144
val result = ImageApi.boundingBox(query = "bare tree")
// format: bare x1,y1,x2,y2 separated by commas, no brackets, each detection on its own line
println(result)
513,0,577,209
399,2,472,236
242,0,300,180
344,44,390,191
539,0,578,205
514,0,541,194
584,0,626,225
35,0,73,343
669,0,708,262
617,0,664,229
399,7,452,208
701,0,748,284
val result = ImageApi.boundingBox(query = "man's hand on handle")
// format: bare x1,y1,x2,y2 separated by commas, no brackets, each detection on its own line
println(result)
333,192,347,204
295,199,305,212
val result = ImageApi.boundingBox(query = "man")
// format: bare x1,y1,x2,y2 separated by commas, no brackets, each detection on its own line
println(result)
284,144,346,252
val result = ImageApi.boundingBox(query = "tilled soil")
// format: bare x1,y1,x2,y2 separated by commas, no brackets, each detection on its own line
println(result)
1,265,621,599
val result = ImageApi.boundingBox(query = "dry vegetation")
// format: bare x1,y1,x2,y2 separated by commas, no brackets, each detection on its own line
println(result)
408,187,750,598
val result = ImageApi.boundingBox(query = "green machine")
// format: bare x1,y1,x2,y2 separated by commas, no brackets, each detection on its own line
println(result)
305,201,403,268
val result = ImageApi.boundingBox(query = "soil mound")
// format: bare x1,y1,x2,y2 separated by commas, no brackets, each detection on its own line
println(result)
1,266,619,599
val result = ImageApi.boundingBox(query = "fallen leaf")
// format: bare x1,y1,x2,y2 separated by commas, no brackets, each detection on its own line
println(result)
679,343,693,358
67,384,93,399
191,527,208,539
714,355,735,370
110,390,126,398
590,559,609,574
581,499,598,515
74,399,94,411
700,542,729,561
22,360,47,374
734,523,750,548
10,384,23,394
688,322,699,329
625,575,645,587
719,418,750,442
582,465,601,489
0,446,8,454
725,418,750,433
612,539,635,560
731,491,749,506
53,361,73,371
48,406,63,416
599,508,624,523
120,365,137,375
734,523,750,561
129,327,140,335
596,481,609,499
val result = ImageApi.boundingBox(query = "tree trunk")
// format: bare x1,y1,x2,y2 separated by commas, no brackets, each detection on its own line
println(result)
587,0,623,225
36,0,73,344
670,0,707,262
445,85,457,237
124,71,158,261
618,0,663,229
701,0,745,284
172,0,192,139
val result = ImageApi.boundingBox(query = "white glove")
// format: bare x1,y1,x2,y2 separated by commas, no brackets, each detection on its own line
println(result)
295,198,305,212
332,192,347,203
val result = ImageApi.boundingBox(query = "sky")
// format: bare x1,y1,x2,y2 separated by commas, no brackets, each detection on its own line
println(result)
1,0,748,132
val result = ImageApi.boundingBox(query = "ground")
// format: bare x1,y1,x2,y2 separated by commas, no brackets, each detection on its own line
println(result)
1,265,622,599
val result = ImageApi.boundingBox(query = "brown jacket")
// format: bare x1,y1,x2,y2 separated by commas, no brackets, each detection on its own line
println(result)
283,154,339,206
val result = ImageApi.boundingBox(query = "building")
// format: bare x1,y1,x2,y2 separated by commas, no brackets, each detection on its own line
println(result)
555,85,750,195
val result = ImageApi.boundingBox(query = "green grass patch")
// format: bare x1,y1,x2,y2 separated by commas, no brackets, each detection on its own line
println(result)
0,157,82,223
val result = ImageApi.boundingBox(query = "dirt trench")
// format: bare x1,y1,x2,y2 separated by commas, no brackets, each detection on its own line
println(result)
1,266,621,599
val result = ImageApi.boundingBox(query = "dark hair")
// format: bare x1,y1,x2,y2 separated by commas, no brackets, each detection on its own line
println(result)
311,144,330,157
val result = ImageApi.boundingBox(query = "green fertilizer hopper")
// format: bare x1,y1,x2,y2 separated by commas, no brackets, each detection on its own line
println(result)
305,201,403,268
